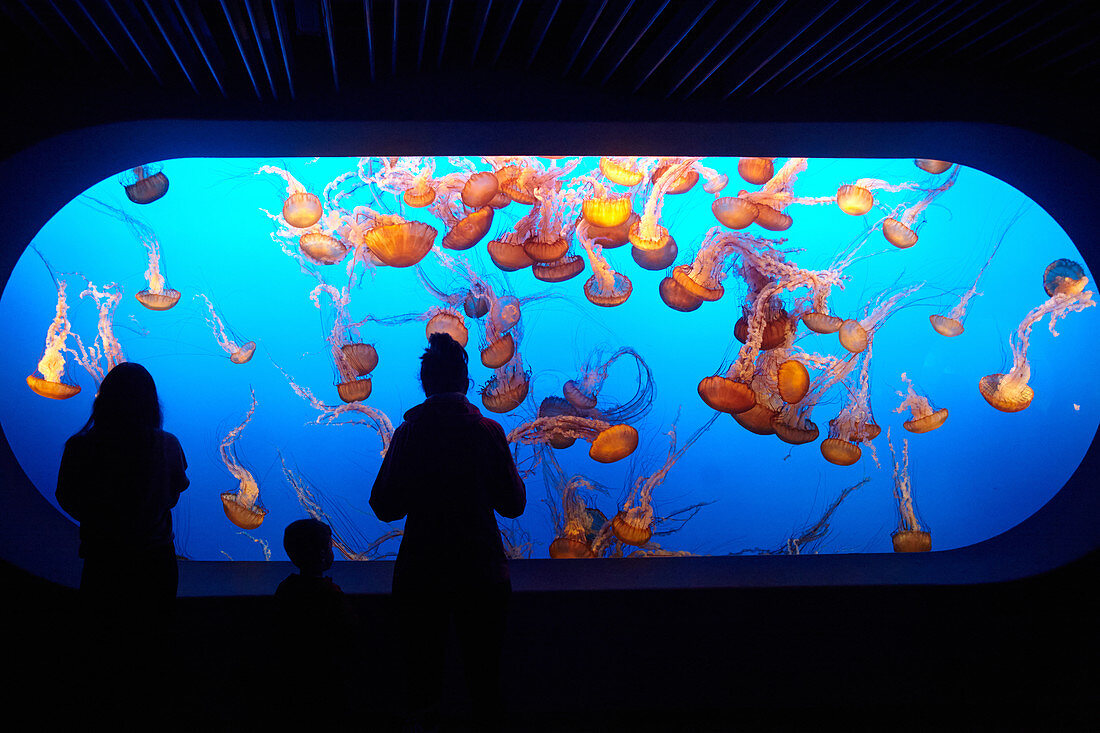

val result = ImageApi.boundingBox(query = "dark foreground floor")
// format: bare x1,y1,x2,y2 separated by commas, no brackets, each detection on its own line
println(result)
3,552,1096,731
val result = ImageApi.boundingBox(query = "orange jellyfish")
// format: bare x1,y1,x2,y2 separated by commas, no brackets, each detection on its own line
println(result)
820,344,883,467
628,158,696,256
799,237,864,334
773,352,854,446
281,364,394,455
426,307,469,349
219,390,267,530
1043,258,1088,297
540,448,605,558
86,197,181,311
366,156,438,209
599,156,646,187
881,165,959,248
837,282,923,354
361,217,438,267
887,429,931,552
734,158,831,231
482,355,531,414
737,157,775,186
577,221,632,307
611,414,718,547
197,294,256,365
915,159,952,175
895,373,948,433
310,282,376,404
26,269,81,400
257,164,324,228
930,222,1009,336
120,163,169,204
979,270,1094,412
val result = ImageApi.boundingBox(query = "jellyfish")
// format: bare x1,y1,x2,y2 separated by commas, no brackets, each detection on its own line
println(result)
978,270,1095,413
562,347,650,414
836,281,924,354
1043,258,1088,297
611,414,719,547
310,282,377,403
820,349,880,467
362,217,438,267
542,450,607,559
280,363,394,454
737,157,775,186
887,429,931,552
930,229,1009,337
196,294,256,364
426,166,497,251
365,156,439,208
482,354,531,414
257,164,324,229
577,221,632,307
881,165,959,248
219,390,267,531
895,373,948,433
599,156,646,187
282,455,402,560
119,162,169,204
628,158,696,255
64,278,126,387
26,269,80,400
509,413,635,463
915,159,953,175
722,158,834,231
773,351,854,446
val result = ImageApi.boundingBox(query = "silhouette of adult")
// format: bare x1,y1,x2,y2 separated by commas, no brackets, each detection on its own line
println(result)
371,333,526,733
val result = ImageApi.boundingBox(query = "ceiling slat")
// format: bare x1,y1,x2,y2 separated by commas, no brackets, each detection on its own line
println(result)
142,0,198,94
174,0,227,97
682,0,787,100
725,0,838,98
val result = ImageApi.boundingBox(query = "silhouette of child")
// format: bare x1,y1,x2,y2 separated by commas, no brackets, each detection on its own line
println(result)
275,518,357,721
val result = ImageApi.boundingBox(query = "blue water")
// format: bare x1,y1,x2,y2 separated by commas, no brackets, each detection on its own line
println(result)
1,156,1096,561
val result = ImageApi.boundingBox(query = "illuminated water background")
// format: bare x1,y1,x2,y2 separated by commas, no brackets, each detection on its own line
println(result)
1,156,1096,561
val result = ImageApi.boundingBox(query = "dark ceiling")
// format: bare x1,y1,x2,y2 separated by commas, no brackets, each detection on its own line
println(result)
2,1,1098,158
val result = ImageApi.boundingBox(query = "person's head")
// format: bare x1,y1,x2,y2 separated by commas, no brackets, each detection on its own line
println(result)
419,332,469,396
283,518,334,576
86,362,163,435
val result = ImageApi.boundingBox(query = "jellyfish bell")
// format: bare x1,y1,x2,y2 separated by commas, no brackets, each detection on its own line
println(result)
659,276,704,312
481,371,530,414
299,232,349,265
651,164,699,194
837,319,868,353
627,220,671,252
929,314,964,337
443,207,494,250
915,159,952,175
978,373,1034,412
136,288,181,311
523,237,570,263
1043,259,1087,297
737,157,774,186
563,380,597,410
672,265,723,302
712,196,759,230
538,396,577,449
581,195,633,228
337,377,373,403
734,312,789,351
586,212,639,249
230,341,257,365
891,529,932,553
882,218,918,249
487,239,536,271
363,220,437,267
753,202,793,231
611,510,652,546
461,171,500,208
403,183,436,208
732,403,779,436
221,493,267,530
836,185,874,216
26,375,81,400
495,295,522,332
497,166,536,205
122,164,170,205
777,360,810,403
426,311,469,348
342,343,379,375
532,255,585,283
630,236,677,271
904,408,948,434
282,191,324,228
481,333,516,368
549,536,594,559
584,272,633,307
589,424,639,463
773,418,819,445
698,376,755,414
820,438,861,466
463,291,491,318
802,312,843,334
599,157,644,187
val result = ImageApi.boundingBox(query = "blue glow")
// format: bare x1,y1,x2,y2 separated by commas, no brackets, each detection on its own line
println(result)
1,156,1096,561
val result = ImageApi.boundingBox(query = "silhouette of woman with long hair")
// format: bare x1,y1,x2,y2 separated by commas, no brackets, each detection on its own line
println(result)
56,362,189,612
371,333,526,733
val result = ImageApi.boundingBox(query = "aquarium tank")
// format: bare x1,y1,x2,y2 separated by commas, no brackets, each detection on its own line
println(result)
1,155,1095,563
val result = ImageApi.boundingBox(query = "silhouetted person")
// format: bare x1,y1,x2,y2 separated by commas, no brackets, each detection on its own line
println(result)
54,362,188,716
371,333,526,733
275,518,358,723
